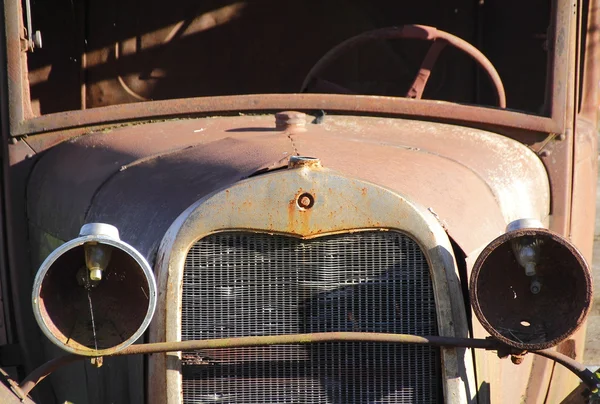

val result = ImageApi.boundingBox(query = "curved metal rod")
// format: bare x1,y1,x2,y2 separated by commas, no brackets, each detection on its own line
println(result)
300,25,507,109
533,349,600,392
19,355,81,396
113,332,500,354
20,333,599,397
18,332,500,395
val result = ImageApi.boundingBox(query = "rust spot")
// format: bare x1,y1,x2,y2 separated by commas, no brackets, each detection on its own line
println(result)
287,196,298,232
557,339,577,359
182,352,215,366
361,187,368,196
287,189,316,235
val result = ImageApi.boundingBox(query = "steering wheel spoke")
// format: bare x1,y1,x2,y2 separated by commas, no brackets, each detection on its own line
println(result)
406,39,447,99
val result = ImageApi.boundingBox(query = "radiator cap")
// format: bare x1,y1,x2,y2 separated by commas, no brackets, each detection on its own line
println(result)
288,156,321,169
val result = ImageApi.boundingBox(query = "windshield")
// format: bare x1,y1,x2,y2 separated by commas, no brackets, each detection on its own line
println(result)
27,0,551,117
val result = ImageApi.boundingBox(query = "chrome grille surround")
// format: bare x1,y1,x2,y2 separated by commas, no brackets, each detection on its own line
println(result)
151,166,474,404
182,231,440,403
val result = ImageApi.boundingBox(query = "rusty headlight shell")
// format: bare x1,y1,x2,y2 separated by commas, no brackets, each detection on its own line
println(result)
470,218,592,350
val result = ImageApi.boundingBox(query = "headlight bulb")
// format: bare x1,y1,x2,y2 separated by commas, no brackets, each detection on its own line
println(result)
85,242,112,281
506,219,544,294
510,236,542,277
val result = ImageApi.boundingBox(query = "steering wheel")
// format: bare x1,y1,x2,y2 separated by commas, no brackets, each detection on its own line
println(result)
301,25,506,108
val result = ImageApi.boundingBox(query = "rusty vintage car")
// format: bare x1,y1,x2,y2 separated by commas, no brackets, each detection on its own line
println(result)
0,0,598,403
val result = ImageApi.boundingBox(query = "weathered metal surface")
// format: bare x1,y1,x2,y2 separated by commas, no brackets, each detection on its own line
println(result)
301,25,506,108
151,165,475,403
580,0,600,121
2,8,41,380
25,118,294,403
541,3,589,400
522,355,554,402
15,93,560,137
27,117,292,243
571,117,599,265
0,0,590,402
536,129,573,236
24,112,550,403
544,115,600,401
27,115,549,263
291,115,549,254
83,135,293,258
0,367,35,404
471,228,592,350
3,0,33,130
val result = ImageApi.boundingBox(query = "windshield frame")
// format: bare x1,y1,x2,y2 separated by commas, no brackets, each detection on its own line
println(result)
3,0,572,137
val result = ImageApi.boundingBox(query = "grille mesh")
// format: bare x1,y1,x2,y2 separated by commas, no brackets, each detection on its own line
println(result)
182,231,441,403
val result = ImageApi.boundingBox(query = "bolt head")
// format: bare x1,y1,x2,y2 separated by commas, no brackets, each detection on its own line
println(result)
299,197,311,208
297,193,315,209
530,280,541,294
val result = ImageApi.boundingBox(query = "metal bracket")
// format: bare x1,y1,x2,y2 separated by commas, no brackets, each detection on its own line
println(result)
0,367,28,402
23,0,42,51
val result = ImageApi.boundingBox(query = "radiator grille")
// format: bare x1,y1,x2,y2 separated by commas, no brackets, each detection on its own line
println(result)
182,231,441,403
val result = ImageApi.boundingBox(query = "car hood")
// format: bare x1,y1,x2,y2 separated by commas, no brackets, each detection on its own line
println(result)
27,113,549,261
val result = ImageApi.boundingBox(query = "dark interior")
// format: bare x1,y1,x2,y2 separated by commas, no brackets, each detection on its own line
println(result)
473,234,591,350
38,245,151,352
28,0,550,115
